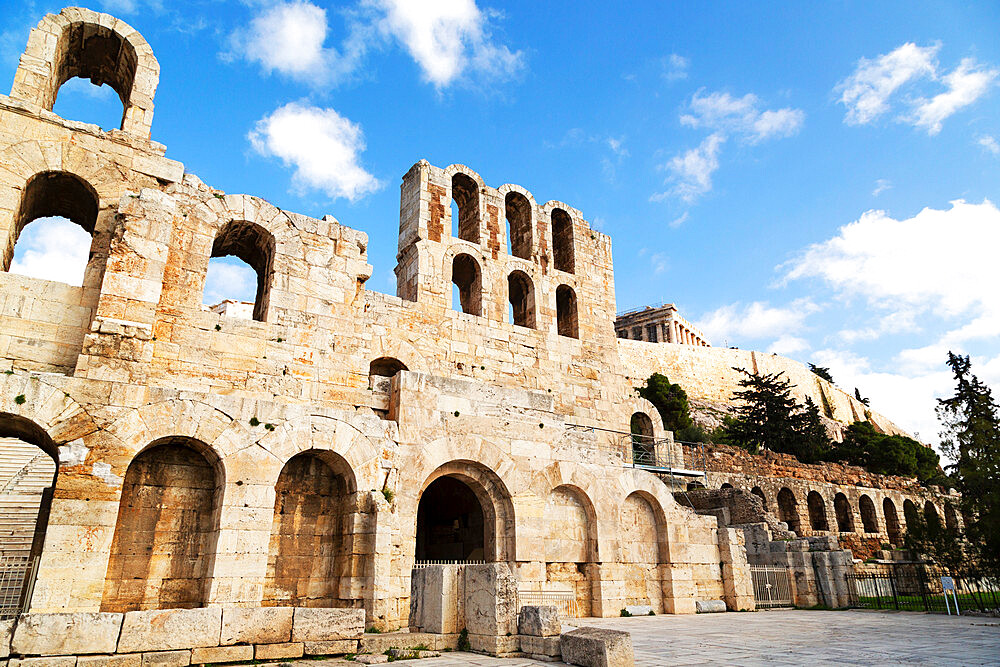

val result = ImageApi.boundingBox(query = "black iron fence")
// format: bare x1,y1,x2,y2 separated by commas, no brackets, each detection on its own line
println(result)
848,563,1000,614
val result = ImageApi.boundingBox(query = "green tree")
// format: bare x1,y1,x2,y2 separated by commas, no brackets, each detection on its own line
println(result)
637,373,692,433
854,387,871,406
791,397,832,464
936,352,1000,574
826,421,946,486
808,363,834,383
903,506,965,572
723,368,804,455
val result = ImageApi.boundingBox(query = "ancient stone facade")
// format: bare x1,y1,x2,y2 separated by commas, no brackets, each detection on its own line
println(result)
615,304,709,347
0,7,761,641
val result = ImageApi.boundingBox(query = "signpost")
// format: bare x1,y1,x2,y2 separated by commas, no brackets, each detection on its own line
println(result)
941,576,960,616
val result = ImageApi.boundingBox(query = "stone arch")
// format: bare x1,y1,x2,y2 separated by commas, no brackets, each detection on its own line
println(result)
751,486,767,510
923,500,941,527
450,172,480,244
777,487,800,533
629,412,655,466
543,484,597,616
883,498,902,546
208,220,276,321
369,356,408,386
859,494,878,533
452,253,483,316
834,492,854,532
551,208,575,273
620,490,665,611
529,461,609,562
807,491,829,531
944,501,959,532
415,460,516,563
263,449,357,608
507,269,536,328
556,284,578,338
101,436,224,612
11,7,159,137
903,498,919,530
504,191,533,259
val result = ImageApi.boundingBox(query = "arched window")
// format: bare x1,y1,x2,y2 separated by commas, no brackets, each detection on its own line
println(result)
859,495,878,533
903,499,919,529
924,501,941,529
883,498,902,546
505,192,531,259
369,357,407,379
777,488,799,533
507,270,535,328
751,487,767,510
720,483,734,490
551,208,574,273
630,412,655,466
451,173,480,244
834,493,854,532
451,253,482,316
5,171,98,286
556,284,578,338
206,221,275,322
807,491,829,531
52,78,125,132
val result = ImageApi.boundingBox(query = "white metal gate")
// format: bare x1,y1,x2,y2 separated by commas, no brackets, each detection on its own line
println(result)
0,555,38,619
750,565,793,608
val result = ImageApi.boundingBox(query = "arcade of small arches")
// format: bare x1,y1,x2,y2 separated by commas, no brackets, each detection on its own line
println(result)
714,478,960,547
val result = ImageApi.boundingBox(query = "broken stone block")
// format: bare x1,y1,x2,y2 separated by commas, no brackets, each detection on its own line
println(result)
560,627,634,667
253,643,303,660
220,607,293,646
463,563,519,636
519,635,561,657
12,612,123,656
118,608,221,653
468,633,520,656
291,608,365,642
303,639,359,655
1,618,15,658
409,564,465,633
386,648,440,660
695,599,727,613
518,606,561,637
354,654,389,664
190,646,253,664
623,605,652,616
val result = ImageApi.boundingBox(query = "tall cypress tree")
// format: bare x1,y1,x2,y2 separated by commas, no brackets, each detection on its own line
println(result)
724,368,802,455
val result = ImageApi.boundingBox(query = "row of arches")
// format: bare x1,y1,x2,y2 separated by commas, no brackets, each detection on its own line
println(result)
2,169,277,323
451,253,578,338
450,173,576,274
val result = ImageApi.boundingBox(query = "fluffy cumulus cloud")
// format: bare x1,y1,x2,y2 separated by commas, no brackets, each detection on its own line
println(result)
663,53,689,81
230,0,521,89
249,102,382,201
695,298,820,347
836,42,997,134
8,217,91,286
680,90,805,144
654,133,725,204
980,135,1000,155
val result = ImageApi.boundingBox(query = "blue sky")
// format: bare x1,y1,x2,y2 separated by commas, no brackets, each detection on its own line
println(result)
2,0,999,448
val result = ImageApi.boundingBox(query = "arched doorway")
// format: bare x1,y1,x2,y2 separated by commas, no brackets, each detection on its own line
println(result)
543,485,596,617
807,491,829,531
834,493,854,532
101,438,222,612
620,492,665,612
883,498,902,546
629,413,655,466
263,451,357,608
859,495,878,533
777,488,800,533
751,487,767,510
416,476,486,561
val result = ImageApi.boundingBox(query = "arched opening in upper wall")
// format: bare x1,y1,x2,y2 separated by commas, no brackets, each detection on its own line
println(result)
451,253,482,316
507,270,535,329
834,493,854,532
720,483,734,490
629,412,655,466
944,501,959,532
751,486,767,510
551,208,574,273
807,491,828,531
556,284,578,338
505,192,531,259
451,173,480,244
5,171,99,287
859,494,878,533
777,488,799,533
369,357,408,381
883,498,902,546
205,221,275,322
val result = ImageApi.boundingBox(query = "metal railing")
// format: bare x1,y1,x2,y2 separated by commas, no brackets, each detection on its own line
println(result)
0,555,38,620
750,565,793,608
848,564,1000,613
518,589,579,619
412,559,486,569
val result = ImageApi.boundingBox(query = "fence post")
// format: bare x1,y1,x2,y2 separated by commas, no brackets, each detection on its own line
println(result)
917,568,930,613
871,574,880,609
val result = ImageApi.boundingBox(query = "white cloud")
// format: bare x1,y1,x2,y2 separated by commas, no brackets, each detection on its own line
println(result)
654,133,725,203
838,310,919,344
906,58,998,135
836,42,939,125
872,179,891,197
663,53,689,81
680,90,804,144
606,137,628,157
768,335,810,356
979,135,1000,155
668,211,689,229
370,0,522,87
203,257,257,305
783,199,1000,319
8,217,91,286
249,102,382,201
696,298,820,345
650,252,668,275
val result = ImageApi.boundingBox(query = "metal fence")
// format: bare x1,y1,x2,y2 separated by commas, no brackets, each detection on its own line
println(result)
848,564,1000,614
749,565,793,608
518,589,579,619
412,559,486,569
0,555,38,620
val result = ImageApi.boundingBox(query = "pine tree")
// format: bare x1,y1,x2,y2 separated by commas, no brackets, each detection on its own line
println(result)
808,363,834,383
791,397,831,464
636,373,692,432
936,352,1000,574
724,368,802,455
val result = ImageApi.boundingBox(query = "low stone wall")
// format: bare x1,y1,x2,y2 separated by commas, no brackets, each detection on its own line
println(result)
0,606,364,665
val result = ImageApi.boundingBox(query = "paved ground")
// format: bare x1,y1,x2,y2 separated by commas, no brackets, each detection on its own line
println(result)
293,609,1000,666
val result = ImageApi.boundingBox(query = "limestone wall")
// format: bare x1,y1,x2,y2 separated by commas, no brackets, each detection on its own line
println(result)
617,339,909,437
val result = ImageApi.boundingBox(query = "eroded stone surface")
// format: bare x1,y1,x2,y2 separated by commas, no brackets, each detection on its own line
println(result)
290,608,364,642
518,606,561,637
560,627,633,667
221,607,293,646
12,613,123,656
117,608,221,653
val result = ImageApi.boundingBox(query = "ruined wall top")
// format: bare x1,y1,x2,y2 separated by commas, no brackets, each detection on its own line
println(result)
9,6,159,139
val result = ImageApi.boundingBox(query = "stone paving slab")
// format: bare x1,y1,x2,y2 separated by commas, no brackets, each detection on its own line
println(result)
278,610,1000,667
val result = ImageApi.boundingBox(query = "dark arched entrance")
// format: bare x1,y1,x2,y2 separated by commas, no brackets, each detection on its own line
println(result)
416,476,486,562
